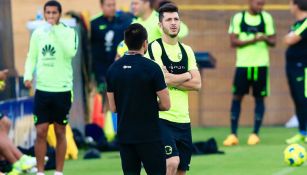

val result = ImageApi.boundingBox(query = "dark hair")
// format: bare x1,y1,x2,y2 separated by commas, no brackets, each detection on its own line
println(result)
124,24,148,50
158,3,178,22
293,0,307,11
44,0,62,14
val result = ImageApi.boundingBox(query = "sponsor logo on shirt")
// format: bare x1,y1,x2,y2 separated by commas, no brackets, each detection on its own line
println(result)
42,44,56,57
99,24,107,30
123,65,132,69
105,30,115,52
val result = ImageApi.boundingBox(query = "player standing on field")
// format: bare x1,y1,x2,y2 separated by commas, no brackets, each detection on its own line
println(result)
107,23,170,175
147,4,201,175
284,0,307,144
23,1,78,175
223,0,276,146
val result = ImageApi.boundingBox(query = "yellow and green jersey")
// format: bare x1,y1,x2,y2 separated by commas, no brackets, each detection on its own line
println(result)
24,22,78,92
146,39,197,123
229,11,275,67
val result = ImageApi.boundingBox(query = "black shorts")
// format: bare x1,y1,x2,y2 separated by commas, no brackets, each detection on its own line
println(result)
119,141,166,175
33,90,72,125
286,62,307,107
159,119,192,171
232,67,269,97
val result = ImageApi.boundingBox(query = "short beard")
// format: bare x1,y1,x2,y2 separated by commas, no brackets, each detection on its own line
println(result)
169,34,178,38
162,26,180,38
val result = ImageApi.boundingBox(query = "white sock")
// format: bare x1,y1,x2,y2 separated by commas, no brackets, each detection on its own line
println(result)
37,172,45,175
54,171,63,175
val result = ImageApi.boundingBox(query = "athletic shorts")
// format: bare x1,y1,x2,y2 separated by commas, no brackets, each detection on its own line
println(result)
232,67,269,97
119,141,166,175
159,119,192,171
33,90,72,125
286,62,307,105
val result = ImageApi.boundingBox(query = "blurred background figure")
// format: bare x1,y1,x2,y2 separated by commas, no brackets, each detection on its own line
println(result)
116,0,189,57
90,0,132,110
284,0,307,144
223,0,276,146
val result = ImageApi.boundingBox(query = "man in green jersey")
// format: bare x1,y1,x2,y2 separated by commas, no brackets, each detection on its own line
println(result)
284,0,307,144
116,0,189,57
223,0,276,146
23,1,78,175
147,4,201,175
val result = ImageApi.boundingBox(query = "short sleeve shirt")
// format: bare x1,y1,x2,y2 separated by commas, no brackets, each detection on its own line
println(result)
107,54,167,143
286,18,307,63
145,40,198,123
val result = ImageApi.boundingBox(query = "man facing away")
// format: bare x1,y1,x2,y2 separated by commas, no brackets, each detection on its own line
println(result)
223,0,276,146
147,3,201,175
106,23,170,175
23,1,78,175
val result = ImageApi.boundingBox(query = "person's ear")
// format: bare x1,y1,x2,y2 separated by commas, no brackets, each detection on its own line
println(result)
143,40,148,49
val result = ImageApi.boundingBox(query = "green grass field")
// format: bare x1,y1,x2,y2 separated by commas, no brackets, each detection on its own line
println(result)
39,127,307,175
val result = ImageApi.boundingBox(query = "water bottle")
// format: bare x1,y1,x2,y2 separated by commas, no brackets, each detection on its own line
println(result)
35,7,43,21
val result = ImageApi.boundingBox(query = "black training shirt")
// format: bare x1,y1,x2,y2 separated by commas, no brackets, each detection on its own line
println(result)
286,18,307,64
106,54,166,143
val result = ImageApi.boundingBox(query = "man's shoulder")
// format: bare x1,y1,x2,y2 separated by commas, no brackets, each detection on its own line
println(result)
232,11,244,20
32,26,44,35
59,23,75,32
230,11,243,25
149,40,163,52
142,55,159,65
149,39,161,47
180,42,193,51
149,11,159,22
107,59,121,75
116,11,134,22
261,10,273,17
91,13,104,22
261,10,274,22
90,14,107,28
141,57,162,74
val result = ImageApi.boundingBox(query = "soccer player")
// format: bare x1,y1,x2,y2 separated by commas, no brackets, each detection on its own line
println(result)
106,23,170,175
23,1,78,175
223,0,276,146
284,0,307,144
147,4,201,175
91,0,132,107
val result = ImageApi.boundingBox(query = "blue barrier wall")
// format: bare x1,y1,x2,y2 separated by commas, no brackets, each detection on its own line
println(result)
0,97,33,121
